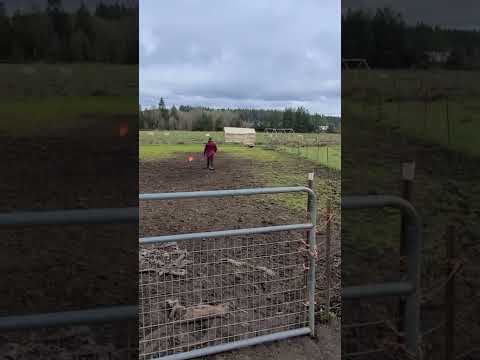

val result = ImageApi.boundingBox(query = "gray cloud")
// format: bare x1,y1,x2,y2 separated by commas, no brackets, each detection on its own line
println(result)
140,0,341,115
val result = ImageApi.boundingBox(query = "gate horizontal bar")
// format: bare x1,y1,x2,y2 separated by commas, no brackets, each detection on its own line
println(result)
0,305,137,331
343,281,415,299
155,327,311,360
140,186,315,201
0,208,138,226
140,223,313,244
342,195,419,222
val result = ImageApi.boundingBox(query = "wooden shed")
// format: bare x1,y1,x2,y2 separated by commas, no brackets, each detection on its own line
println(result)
224,127,256,146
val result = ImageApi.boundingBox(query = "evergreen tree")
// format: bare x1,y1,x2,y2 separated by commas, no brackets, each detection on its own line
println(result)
215,115,224,131
170,105,179,121
158,98,170,129
295,107,311,132
169,105,179,130
0,2,10,60
139,104,145,129
75,2,94,44
193,111,210,131
283,108,295,129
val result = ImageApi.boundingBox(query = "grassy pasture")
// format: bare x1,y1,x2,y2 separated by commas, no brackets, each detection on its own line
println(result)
1,96,137,136
0,63,137,136
343,69,480,157
139,129,340,145
280,144,341,170
141,143,296,162
140,130,341,170
344,97,480,156
140,143,340,212
0,63,137,98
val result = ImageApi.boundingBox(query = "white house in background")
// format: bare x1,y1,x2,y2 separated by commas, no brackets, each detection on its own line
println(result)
319,125,329,132
424,51,451,64
224,127,256,146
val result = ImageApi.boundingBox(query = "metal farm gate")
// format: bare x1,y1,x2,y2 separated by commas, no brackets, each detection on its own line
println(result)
342,195,422,359
0,186,319,360
0,208,138,331
139,187,318,360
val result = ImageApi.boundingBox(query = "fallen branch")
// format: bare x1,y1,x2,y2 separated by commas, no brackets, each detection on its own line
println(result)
222,258,276,277
166,299,228,322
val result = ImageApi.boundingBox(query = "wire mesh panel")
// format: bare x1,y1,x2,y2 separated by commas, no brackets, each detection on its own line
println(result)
139,231,308,359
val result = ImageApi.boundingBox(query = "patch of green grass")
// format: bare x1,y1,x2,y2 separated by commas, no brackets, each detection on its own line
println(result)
140,130,225,145
140,130,341,170
1,96,137,136
231,147,335,211
139,130,340,146
345,98,480,157
140,143,339,212
140,143,288,162
343,69,480,158
0,63,137,136
140,144,207,160
1,63,137,99
278,145,341,170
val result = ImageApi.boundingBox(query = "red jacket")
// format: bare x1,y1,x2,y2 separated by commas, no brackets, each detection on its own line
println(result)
204,140,217,158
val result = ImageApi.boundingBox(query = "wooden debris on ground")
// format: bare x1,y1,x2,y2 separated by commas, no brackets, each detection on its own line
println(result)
139,243,192,276
166,299,228,322
222,258,276,277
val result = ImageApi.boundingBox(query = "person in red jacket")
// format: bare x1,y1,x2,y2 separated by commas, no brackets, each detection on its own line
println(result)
203,137,218,170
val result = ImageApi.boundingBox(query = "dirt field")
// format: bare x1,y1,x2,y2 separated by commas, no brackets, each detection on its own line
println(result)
0,126,138,359
0,129,339,359
139,151,341,360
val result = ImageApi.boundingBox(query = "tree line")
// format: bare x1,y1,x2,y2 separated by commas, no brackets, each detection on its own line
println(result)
139,98,341,133
0,0,138,63
342,7,480,69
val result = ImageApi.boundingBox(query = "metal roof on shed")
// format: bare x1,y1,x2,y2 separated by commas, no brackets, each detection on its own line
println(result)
223,127,256,134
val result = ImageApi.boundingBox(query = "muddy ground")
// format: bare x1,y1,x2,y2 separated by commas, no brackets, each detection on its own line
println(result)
0,127,139,359
0,131,340,359
140,152,341,360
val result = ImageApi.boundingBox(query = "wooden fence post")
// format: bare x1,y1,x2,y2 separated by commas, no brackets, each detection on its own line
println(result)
308,172,314,191
325,197,332,324
446,97,451,147
446,225,455,360
326,146,329,168
378,93,383,122
304,172,315,312
423,91,429,135
399,161,415,343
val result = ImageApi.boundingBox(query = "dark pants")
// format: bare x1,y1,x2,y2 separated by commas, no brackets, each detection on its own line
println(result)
207,156,214,169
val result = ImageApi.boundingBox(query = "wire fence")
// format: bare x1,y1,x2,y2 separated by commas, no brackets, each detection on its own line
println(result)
341,200,478,359
280,144,341,170
139,232,309,359
139,187,318,360
263,132,341,170
342,266,480,360
343,69,480,359
343,71,480,157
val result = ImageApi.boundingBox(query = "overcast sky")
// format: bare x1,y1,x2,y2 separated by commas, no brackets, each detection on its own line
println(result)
140,0,340,115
